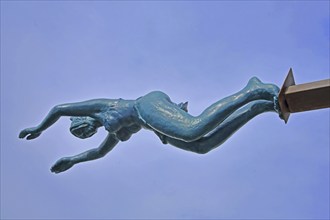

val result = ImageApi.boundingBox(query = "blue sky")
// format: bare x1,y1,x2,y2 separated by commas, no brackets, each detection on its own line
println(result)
1,1,329,219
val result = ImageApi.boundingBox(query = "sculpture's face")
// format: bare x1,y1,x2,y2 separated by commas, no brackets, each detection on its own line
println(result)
70,117,98,139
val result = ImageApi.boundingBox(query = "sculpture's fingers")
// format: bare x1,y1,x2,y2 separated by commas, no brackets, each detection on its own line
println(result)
50,158,72,174
50,164,60,173
19,130,28,139
26,133,41,140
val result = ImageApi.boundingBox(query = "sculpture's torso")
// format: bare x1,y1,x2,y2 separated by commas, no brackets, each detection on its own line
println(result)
95,91,175,141
93,98,141,141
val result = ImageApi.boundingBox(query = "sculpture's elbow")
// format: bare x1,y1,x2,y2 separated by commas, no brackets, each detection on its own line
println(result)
97,148,109,158
50,105,62,116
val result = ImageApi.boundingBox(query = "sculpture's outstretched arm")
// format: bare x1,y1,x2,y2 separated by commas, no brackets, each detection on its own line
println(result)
166,100,276,154
50,133,119,173
19,99,109,140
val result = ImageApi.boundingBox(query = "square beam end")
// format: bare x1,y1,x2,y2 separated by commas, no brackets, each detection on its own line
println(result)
278,68,296,123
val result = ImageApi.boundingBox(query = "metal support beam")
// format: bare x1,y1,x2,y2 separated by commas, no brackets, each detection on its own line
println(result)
278,68,330,123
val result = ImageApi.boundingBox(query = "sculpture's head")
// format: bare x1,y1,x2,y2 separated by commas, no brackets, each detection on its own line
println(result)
69,116,99,139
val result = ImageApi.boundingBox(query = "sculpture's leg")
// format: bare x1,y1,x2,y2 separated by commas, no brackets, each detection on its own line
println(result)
166,100,276,154
137,77,280,142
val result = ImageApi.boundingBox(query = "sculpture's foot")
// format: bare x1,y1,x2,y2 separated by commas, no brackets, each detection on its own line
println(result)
273,96,285,121
246,77,280,101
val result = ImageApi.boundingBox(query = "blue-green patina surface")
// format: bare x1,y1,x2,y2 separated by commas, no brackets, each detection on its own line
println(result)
19,77,282,174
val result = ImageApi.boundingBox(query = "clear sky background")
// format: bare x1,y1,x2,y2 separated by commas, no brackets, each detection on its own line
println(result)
1,1,329,219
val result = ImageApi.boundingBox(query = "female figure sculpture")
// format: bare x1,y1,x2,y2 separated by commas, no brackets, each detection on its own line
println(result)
19,77,283,173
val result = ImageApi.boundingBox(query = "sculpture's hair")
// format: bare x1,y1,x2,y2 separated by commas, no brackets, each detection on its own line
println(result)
69,116,98,139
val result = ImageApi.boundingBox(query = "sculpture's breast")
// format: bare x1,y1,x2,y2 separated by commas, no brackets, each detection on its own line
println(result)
99,99,139,134
100,110,122,133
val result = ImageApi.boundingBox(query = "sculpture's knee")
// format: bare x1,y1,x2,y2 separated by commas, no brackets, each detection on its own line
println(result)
193,146,212,154
178,129,203,142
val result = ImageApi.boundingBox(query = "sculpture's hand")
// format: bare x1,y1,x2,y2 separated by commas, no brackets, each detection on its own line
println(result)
19,127,42,140
51,157,75,174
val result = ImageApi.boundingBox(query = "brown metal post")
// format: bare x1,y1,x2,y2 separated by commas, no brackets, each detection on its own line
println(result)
278,68,330,123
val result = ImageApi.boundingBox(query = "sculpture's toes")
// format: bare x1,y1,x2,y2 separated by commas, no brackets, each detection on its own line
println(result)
273,96,285,121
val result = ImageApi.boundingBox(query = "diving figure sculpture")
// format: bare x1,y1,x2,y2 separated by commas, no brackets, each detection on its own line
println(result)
19,77,283,174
